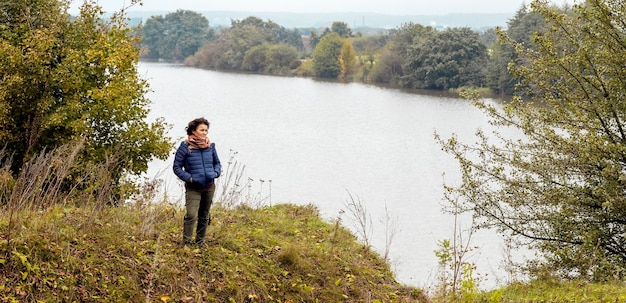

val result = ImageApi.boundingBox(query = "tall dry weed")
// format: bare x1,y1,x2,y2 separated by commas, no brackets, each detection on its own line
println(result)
0,140,128,262
215,149,271,209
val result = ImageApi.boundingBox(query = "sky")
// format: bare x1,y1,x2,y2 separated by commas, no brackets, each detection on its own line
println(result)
78,0,577,16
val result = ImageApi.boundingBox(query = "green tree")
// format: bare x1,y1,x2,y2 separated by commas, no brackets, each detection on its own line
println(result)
140,9,213,61
188,16,303,72
266,43,299,74
309,30,321,51
372,46,403,83
331,21,352,38
219,20,269,69
401,27,488,89
241,42,298,74
312,32,343,78
479,27,498,47
279,28,306,52
438,0,626,280
351,34,389,59
486,4,546,95
373,23,434,86
139,15,165,58
241,43,269,72
0,0,171,199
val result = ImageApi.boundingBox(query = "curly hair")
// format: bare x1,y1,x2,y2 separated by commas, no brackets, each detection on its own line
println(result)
185,117,210,135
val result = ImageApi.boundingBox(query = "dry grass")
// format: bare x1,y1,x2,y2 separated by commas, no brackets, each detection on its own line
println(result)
0,202,428,302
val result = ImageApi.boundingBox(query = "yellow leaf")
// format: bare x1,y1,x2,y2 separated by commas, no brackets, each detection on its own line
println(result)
160,295,170,302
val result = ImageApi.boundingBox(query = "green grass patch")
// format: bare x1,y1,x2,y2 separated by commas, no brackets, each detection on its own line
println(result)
0,202,427,302
475,280,626,303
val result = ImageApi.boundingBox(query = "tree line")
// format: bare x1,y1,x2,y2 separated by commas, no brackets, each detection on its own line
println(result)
138,6,545,94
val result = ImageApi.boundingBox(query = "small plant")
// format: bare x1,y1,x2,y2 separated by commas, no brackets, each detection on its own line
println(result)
344,190,373,247
434,239,454,298
343,190,399,262
432,191,480,302
276,245,301,268
460,263,478,302
380,202,399,262
331,211,343,245
433,239,480,302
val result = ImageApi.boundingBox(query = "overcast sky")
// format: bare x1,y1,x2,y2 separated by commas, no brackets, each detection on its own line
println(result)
82,0,577,15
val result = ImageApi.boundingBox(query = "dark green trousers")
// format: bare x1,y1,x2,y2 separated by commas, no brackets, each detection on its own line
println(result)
183,184,215,245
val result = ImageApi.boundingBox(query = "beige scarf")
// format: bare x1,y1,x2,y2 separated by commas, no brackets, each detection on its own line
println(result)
186,135,211,150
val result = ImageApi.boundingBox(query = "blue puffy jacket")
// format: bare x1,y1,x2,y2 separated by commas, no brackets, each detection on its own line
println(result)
173,141,222,188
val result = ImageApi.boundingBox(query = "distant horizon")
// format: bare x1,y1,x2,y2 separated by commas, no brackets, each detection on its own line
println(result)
79,0,577,16
123,9,516,16
122,10,514,30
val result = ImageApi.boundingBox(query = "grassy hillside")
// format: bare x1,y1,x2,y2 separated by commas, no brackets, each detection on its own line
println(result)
3,196,626,302
0,202,427,302
474,280,626,302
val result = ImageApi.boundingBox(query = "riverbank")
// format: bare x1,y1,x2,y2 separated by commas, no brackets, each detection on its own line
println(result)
142,58,502,101
0,202,427,302
4,201,626,302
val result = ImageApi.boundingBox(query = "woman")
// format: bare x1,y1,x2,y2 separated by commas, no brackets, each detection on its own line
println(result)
173,117,221,247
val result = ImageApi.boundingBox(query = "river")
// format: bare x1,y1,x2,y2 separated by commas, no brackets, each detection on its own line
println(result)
141,62,520,290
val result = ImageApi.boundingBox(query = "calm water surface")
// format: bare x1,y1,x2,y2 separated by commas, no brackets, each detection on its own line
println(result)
141,62,519,290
